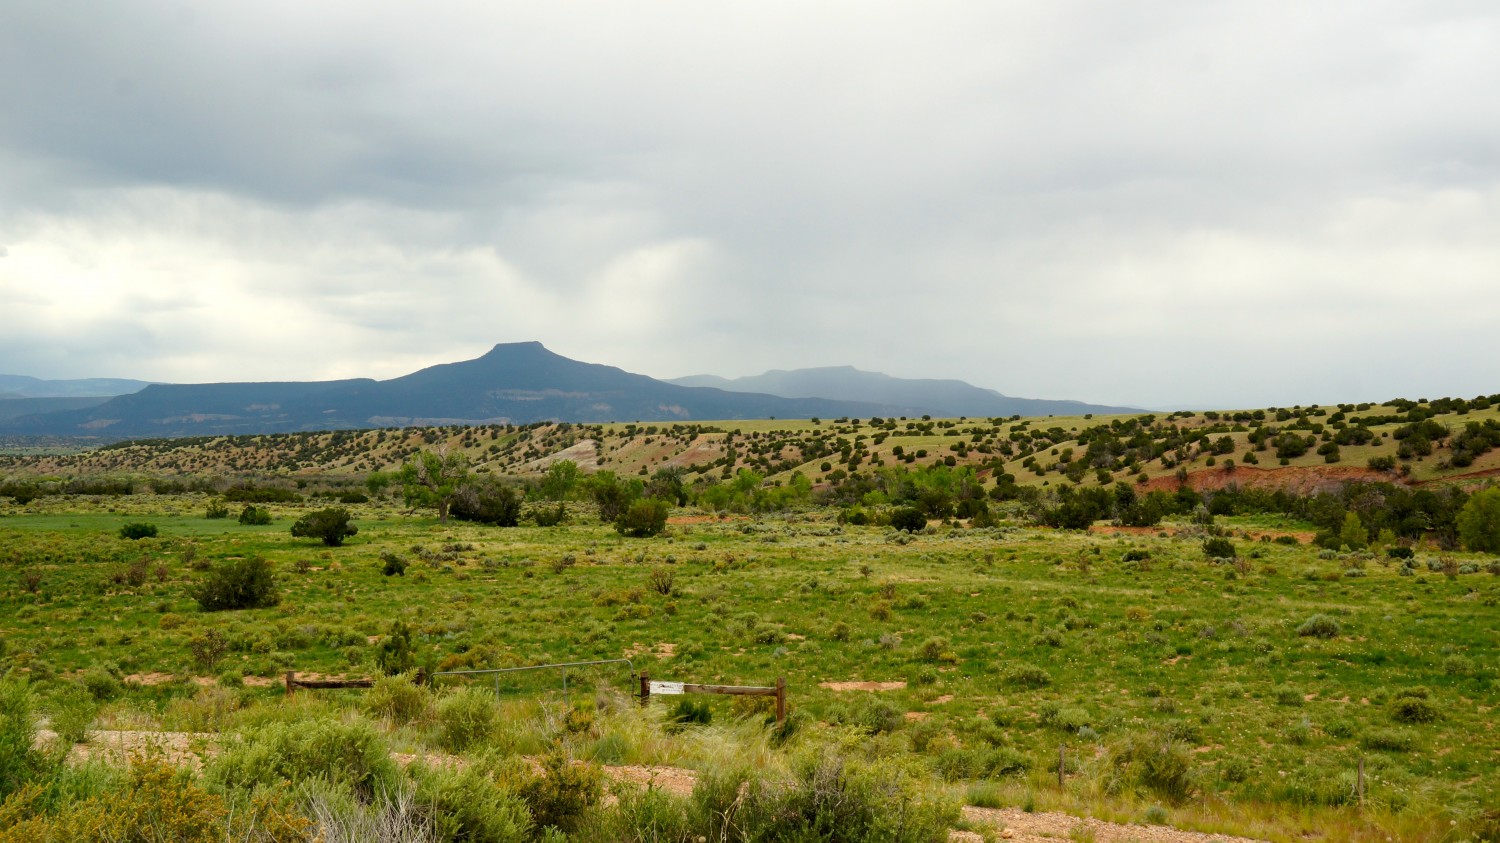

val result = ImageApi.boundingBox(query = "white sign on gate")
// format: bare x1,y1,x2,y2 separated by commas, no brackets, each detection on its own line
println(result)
648,680,685,695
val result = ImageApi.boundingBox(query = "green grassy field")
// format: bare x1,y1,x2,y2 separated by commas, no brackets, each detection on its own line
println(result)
2,490,1496,841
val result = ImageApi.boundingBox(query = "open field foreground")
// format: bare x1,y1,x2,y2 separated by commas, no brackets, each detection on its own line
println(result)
1,486,1497,841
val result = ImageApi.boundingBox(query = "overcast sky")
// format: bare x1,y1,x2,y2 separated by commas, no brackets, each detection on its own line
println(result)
2,2,1499,409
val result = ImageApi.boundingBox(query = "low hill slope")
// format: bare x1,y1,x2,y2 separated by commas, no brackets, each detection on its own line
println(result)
7,396,1500,498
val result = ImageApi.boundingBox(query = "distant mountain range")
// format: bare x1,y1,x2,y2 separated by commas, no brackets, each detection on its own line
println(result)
0,375,158,423
668,366,1139,418
1,343,1139,439
0,374,155,399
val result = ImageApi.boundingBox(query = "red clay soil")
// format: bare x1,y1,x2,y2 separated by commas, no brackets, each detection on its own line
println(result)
1140,465,1397,496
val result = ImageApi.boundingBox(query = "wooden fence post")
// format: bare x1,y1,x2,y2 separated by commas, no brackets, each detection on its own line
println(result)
775,676,786,724
1058,745,1065,789
285,671,296,695
639,672,650,707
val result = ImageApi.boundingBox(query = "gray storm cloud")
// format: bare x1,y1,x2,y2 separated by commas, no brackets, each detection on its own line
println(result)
1,2,1498,407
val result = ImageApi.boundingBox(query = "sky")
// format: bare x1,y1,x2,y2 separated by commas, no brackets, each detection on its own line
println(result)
2,2,1499,410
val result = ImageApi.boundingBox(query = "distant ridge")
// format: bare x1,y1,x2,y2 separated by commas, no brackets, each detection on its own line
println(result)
0,374,155,398
3,343,887,438
668,366,1139,418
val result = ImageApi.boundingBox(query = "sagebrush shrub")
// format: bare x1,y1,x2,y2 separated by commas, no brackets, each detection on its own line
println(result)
208,716,397,799
118,522,158,540
192,557,280,611
436,687,500,752
1295,614,1341,639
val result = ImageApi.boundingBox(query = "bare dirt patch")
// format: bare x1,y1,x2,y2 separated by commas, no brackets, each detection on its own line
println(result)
123,672,176,686
605,764,698,797
960,806,1268,843
819,680,907,692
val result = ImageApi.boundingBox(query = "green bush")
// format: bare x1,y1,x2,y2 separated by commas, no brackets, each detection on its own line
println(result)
1201,537,1235,559
452,479,523,526
1391,696,1440,724
379,551,407,577
1361,728,1414,752
208,716,397,799
191,557,280,611
364,674,430,725
615,498,670,538
1003,664,1053,689
1108,732,1195,803
737,747,957,843
517,751,603,832
1,679,57,800
205,500,230,519
374,621,416,675
290,507,358,547
237,505,272,526
413,763,532,842
118,522,158,540
1296,614,1341,639
47,687,97,745
889,507,927,533
435,687,500,752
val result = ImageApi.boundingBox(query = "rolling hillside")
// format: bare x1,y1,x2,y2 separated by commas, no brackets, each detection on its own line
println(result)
7,395,1500,497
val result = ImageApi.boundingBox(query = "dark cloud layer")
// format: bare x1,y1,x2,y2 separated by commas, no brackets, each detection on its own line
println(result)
2,2,1498,408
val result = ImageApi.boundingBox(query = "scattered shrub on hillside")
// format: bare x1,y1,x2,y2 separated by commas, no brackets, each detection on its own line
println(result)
1106,732,1196,803
1386,546,1415,560
1002,660,1050,687
0,680,58,801
191,557,280,611
380,551,408,577
374,621,416,676
290,507,358,547
1361,728,1415,752
1201,537,1235,560
223,485,302,504
917,636,955,663
188,628,229,672
1391,691,1440,724
647,566,676,596
451,479,522,526
1273,686,1304,707
237,505,272,526
1296,614,1341,639
205,500,230,519
889,507,927,533
118,522,158,540
615,498,670,538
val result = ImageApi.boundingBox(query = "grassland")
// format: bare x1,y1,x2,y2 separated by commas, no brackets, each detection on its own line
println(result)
2,485,1497,840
